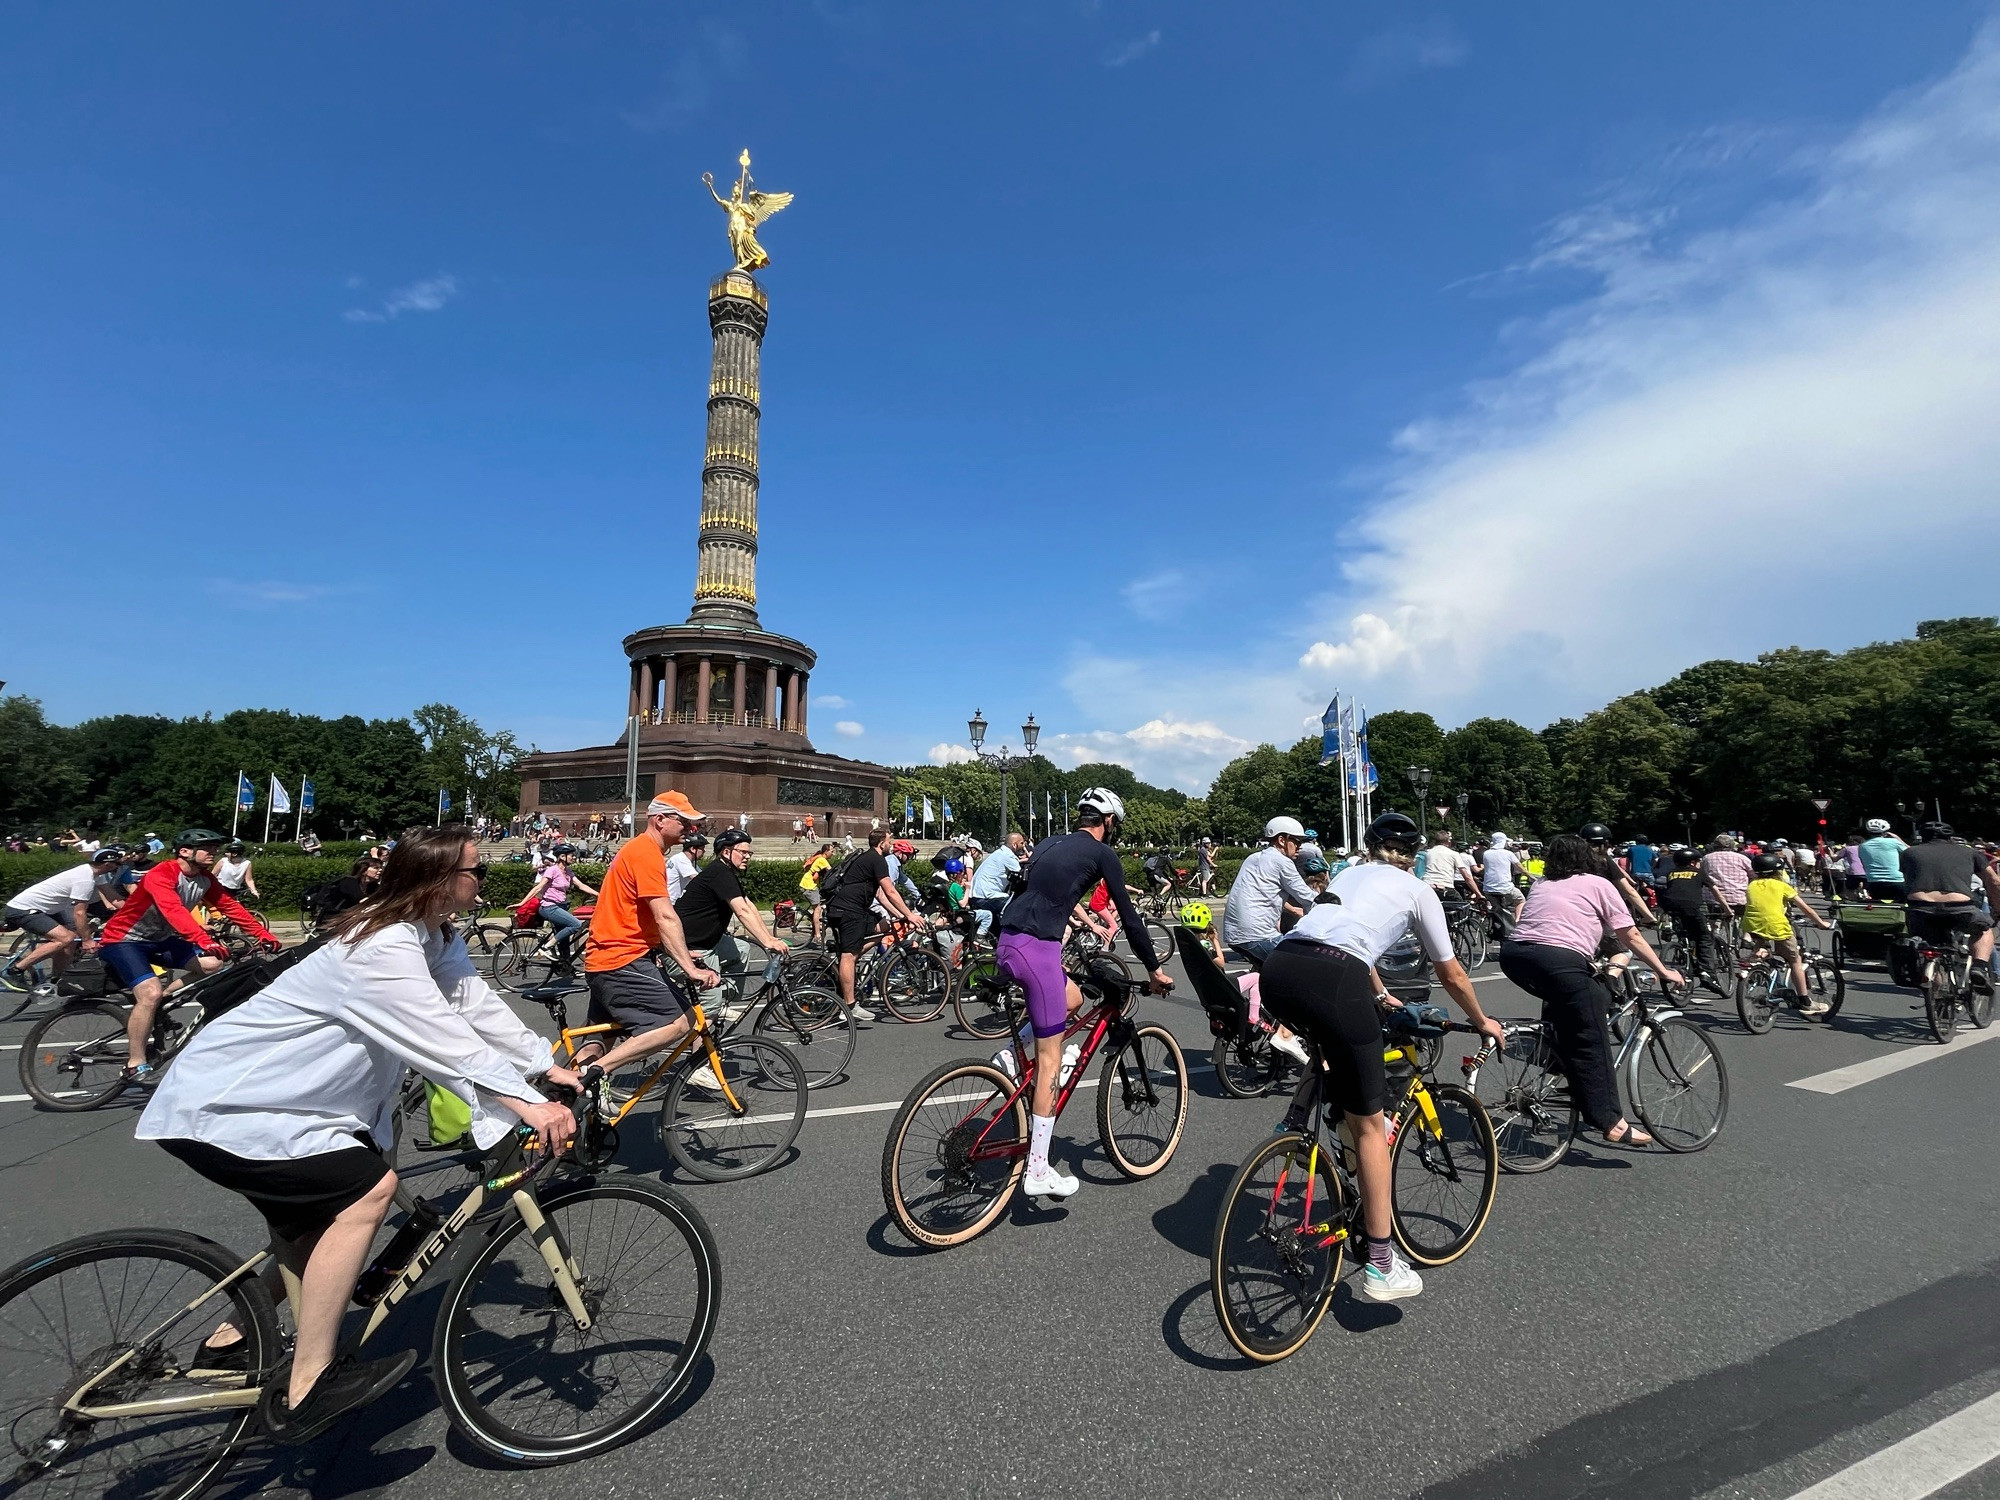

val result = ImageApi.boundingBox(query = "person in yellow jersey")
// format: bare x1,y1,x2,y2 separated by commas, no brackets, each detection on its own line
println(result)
1743,851,1832,1016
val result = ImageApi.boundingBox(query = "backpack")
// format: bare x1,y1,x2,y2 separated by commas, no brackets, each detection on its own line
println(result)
818,852,860,900
191,938,325,1021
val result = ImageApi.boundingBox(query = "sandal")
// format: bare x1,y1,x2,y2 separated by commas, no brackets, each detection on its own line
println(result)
1605,1119,1653,1146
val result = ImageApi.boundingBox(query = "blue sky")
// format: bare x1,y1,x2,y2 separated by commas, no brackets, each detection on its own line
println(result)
7,3,1999,791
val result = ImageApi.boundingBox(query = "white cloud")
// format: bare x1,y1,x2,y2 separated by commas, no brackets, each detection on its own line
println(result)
1121,568,1185,622
1045,718,1255,794
833,720,865,737
1105,30,1160,68
343,274,458,324
1346,18,1467,87
928,742,977,765
815,694,851,709
207,579,354,608
1292,25,2000,726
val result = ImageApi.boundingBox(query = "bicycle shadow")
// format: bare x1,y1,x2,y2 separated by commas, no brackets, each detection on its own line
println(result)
441,1352,715,1472
1160,1281,1257,1371
865,1210,945,1258
1149,1160,1234,1257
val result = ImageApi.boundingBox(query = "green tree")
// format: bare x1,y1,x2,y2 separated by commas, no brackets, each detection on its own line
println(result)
0,697,85,832
1549,694,1689,835
1436,717,1552,837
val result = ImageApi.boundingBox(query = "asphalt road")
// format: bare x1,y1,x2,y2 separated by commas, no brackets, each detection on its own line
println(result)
3,924,1998,1500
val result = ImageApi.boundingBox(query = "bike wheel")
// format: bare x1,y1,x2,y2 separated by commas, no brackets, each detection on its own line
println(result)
1390,1084,1498,1266
880,1059,1027,1248
1096,1024,1188,1178
752,984,855,1089
1211,1033,1275,1099
659,1037,806,1182
1210,1132,1345,1364
1138,917,1175,973
21,1003,132,1111
0,932,47,1019
1735,966,1777,1034
1629,1016,1728,1152
1821,955,1847,1020
879,947,950,1023
489,931,556,993
952,972,1017,1041
434,1177,719,1465
1968,975,1994,1030
0,1228,281,1500
1467,1024,1577,1174
1924,966,1961,1044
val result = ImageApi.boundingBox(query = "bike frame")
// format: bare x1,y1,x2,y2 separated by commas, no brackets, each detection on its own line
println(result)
959,999,1122,1166
557,1002,742,1128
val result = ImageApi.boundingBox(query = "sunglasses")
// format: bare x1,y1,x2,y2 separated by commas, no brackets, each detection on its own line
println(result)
458,862,489,883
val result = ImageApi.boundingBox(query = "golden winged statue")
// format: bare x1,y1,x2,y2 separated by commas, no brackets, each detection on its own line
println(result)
703,149,792,273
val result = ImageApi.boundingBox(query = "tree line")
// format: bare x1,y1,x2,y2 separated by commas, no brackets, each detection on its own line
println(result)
887,758,1205,848
0,698,524,839
1206,618,2000,847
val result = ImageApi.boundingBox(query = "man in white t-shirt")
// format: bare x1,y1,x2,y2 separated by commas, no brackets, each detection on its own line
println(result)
2,851,118,989
667,834,705,904
1418,830,1482,908
1480,833,1525,934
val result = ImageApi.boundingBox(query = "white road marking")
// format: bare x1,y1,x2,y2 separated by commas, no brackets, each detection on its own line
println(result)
1787,1028,2000,1094
724,1059,1218,1130
1785,1387,2000,1498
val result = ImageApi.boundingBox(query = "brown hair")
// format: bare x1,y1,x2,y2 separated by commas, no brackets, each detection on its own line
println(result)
324,825,476,946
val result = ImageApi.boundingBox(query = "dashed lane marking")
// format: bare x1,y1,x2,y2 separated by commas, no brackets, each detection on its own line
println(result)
1786,1027,2000,1095
1784,1386,2000,1498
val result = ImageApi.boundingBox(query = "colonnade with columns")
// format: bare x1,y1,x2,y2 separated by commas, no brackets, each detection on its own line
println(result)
626,652,808,735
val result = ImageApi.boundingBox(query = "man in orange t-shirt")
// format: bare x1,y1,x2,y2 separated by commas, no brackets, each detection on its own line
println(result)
578,791,721,1074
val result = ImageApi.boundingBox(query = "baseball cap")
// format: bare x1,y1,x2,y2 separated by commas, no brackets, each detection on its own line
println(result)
646,791,704,820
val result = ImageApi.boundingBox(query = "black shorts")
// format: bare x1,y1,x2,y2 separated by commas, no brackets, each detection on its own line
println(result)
826,903,876,956
1,905,74,940
586,957,689,1033
157,1135,390,1243
1257,940,1390,1118
1906,903,1993,946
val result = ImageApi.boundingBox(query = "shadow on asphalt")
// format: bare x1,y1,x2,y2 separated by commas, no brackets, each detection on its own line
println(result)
1327,1278,1404,1333
865,1211,941,1259
1159,1281,1256,1372
1150,1161,1233,1257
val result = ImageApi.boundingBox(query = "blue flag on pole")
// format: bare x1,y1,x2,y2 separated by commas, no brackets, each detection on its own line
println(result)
236,773,255,811
301,778,315,813
1319,696,1340,767
438,788,452,815
904,796,914,827
941,798,952,822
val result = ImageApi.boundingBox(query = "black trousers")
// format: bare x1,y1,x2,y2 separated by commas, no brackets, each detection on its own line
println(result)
1669,909,1716,980
1498,940,1622,1131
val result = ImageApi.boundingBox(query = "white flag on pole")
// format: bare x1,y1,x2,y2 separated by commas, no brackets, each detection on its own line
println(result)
269,776,292,815
922,795,934,824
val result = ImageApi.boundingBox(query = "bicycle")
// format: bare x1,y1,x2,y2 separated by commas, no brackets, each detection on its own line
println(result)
0,1077,720,1494
537,974,809,1181
1209,1011,1501,1363
18,949,303,1112
1442,896,1489,971
880,955,1186,1248
947,925,1122,1041
1734,925,1845,1033
488,904,593,992
665,942,857,1089
1467,960,1728,1171
1907,907,1993,1043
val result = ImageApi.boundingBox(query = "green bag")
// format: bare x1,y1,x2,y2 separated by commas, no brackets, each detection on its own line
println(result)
426,1083,472,1148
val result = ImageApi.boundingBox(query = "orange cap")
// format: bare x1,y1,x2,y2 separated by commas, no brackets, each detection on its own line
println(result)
646,791,704,820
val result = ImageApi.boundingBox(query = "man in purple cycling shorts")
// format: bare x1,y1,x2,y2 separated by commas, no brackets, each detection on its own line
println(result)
994,787,1172,1199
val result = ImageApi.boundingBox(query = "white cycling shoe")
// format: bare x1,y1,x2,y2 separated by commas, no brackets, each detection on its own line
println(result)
991,1042,1081,1085
1268,1031,1310,1064
1359,1250,1424,1303
1021,1162,1079,1198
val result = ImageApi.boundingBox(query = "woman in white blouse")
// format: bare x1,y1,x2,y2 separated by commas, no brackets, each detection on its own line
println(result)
138,826,579,1445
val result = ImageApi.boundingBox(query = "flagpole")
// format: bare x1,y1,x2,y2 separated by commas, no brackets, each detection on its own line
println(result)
232,770,243,838
295,777,306,841
263,781,273,845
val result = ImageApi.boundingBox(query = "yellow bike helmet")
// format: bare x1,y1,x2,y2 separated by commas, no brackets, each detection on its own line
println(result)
1179,901,1213,930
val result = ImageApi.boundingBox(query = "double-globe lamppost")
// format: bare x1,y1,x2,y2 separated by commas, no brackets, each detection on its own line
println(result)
1405,765,1434,839
969,709,1039,843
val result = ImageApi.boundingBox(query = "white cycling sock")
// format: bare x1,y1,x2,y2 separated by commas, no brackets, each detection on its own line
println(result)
1027,1113,1055,1175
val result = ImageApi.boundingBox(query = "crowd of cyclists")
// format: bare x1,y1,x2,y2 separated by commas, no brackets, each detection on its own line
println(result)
4,787,1997,1463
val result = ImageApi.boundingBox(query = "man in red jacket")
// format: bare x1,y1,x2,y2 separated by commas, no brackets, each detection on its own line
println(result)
101,827,280,1082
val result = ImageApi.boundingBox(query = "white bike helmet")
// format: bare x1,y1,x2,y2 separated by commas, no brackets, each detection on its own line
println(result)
1262,816,1307,841
1077,787,1126,822
1864,818,1891,835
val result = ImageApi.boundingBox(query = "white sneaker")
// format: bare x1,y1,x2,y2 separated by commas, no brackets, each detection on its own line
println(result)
1268,1031,1310,1064
1359,1250,1424,1303
1021,1162,1079,1198
848,1004,876,1022
687,1064,722,1091
1799,998,1831,1018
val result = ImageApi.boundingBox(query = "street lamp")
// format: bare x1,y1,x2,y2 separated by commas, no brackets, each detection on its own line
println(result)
1455,791,1470,844
968,708,1035,843
1405,766,1433,837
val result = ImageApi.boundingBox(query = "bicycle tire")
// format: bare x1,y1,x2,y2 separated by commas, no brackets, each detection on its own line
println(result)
880,1059,1027,1248
21,1003,133,1111
659,1036,806,1182
952,972,1017,1041
1095,1023,1188,1179
1211,1034,1276,1099
1467,1023,1576,1174
1,931,47,1019
1209,1132,1345,1364
433,1177,719,1465
879,947,951,1024
1924,964,1961,1044
0,1227,281,1500
1820,954,1847,1020
1968,975,1995,1030
1735,965,1777,1034
1629,1016,1728,1152
751,984,855,1089
1389,1084,1498,1266
1138,918,1175,974
489,931,557,993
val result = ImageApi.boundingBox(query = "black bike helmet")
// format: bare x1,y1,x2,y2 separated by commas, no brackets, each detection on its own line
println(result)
1920,821,1954,841
712,829,752,853
1579,821,1612,845
1751,852,1784,873
1365,811,1423,854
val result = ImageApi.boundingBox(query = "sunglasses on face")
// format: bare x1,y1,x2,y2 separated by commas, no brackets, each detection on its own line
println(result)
459,862,489,883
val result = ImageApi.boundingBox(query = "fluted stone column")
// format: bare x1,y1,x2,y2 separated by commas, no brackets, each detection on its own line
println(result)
638,660,654,726
696,655,712,723
627,664,640,719
797,676,808,739
662,659,678,724
689,271,768,628
764,663,778,730
732,659,747,726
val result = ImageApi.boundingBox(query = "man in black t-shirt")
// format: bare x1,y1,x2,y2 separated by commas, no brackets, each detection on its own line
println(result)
1901,824,1999,982
674,830,789,993
1658,848,1721,996
823,826,927,1022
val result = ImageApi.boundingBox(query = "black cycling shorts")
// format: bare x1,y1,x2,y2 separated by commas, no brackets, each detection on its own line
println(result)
158,1135,390,1243
1,905,74,940
1906,902,1993,946
1257,940,1389,1118
826,903,876,956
